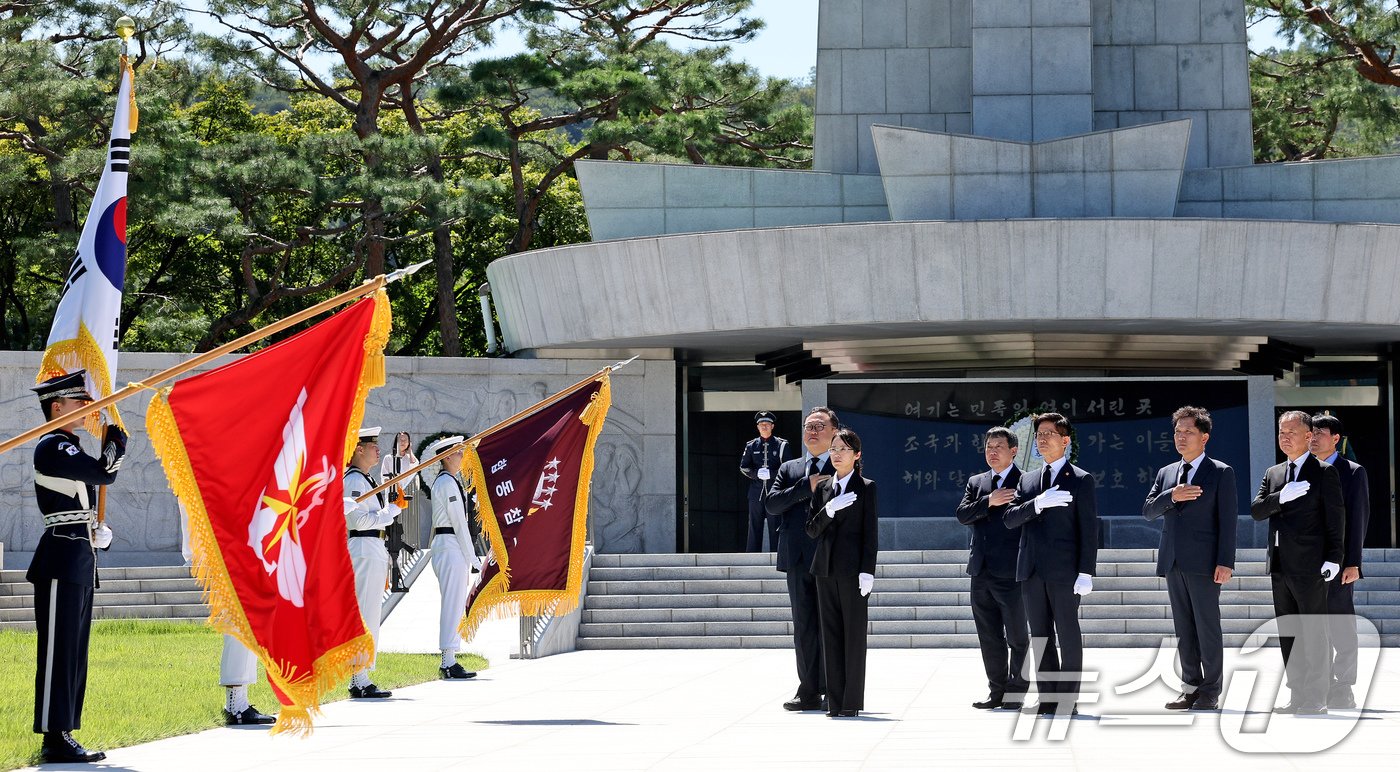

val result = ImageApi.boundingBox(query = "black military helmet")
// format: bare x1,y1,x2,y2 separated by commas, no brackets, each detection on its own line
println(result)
754,411,776,425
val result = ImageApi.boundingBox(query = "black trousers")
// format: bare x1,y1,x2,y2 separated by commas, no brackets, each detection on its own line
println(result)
815,575,869,712
746,487,777,552
1166,569,1224,699
1272,572,1330,705
785,567,824,701
1021,574,1082,702
32,578,94,734
1327,578,1359,687
970,573,1029,699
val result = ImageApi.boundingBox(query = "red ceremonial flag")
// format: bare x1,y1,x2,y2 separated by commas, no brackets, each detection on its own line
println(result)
146,291,391,734
460,372,611,641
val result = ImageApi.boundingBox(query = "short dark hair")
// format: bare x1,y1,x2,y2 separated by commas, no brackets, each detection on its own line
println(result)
40,398,60,421
986,426,1017,449
1171,406,1212,434
1311,414,1343,435
834,427,863,473
806,406,840,429
1034,412,1071,436
1279,410,1313,429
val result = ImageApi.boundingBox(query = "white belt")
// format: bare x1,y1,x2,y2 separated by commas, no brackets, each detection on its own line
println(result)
35,472,90,510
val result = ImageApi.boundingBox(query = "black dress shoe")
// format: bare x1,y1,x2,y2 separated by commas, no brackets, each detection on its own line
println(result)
1329,685,1356,709
349,683,393,699
1000,701,1023,711
440,663,478,680
1294,703,1328,716
1191,698,1220,711
1024,703,1077,716
837,709,859,717
40,731,106,763
783,697,822,711
224,705,277,725
1165,692,1200,710
972,696,1003,710
1273,702,1299,714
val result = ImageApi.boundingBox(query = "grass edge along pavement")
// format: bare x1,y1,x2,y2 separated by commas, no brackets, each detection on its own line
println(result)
0,619,487,770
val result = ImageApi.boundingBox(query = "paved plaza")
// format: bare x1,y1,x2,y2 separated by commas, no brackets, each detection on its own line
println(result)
24,581,1398,772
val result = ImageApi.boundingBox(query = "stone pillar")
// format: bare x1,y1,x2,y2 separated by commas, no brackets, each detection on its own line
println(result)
972,0,1092,141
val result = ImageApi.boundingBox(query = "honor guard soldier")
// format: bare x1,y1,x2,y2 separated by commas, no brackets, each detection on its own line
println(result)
426,435,483,679
740,411,792,552
27,372,126,763
343,426,401,698
178,504,275,725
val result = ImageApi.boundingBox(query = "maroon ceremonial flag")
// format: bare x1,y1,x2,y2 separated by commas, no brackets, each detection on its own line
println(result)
459,373,610,640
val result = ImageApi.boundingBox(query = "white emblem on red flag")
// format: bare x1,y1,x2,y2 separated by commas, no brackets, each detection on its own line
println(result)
247,388,333,607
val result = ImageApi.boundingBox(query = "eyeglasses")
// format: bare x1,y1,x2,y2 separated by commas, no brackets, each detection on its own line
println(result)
804,422,829,431
829,445,855,455
1034,431,1065,440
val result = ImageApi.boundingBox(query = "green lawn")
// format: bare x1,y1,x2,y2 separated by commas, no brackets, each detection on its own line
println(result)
0,619,486,770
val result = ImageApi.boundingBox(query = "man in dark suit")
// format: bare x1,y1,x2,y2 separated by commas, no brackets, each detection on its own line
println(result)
1310,413,1370,709
1005,413,1099,716
765,406,838,711
1251,410,1345,716
1143,406,1237,712
955,426,1029,711
739,411,792,552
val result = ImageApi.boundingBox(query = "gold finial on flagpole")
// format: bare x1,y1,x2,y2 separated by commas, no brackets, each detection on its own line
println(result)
115,15,135,50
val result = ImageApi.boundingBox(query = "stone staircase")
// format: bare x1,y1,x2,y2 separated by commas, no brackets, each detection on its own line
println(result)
0,566,207,630
578,549,1400,649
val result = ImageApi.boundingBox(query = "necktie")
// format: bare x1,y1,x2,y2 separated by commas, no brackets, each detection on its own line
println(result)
1286,462,1296,484
1041,465,1052,490
833,481,842,498
991,474,1001,490
807,458,819,478
1179,462,1192,487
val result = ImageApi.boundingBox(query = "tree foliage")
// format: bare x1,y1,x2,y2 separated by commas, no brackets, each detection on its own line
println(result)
1248,1,1400,160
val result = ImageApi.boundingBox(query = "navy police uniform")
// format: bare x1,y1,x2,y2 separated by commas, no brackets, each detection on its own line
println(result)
739,411,791,552
26,372,125,763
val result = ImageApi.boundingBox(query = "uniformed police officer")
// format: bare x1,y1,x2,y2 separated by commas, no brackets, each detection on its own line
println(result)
740,411,791,552
27,371,126,764
342,427,400,699
426,435,482,679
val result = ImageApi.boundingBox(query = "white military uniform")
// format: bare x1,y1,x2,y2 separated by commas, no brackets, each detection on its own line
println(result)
430,469,482,653
178,504,258,687
343,466,398,669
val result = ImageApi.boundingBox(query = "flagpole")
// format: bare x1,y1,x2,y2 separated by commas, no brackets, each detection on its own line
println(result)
356,356,639,502
0,262,430,458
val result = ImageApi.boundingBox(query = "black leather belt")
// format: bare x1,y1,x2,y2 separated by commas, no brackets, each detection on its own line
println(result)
434,527,455,535
349,530,386,539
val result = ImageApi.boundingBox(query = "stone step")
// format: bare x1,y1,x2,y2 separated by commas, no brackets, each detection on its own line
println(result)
0,617,205,632
0,577,199,596
1,603,209,623
585,575,1294,596
588,548,1400,569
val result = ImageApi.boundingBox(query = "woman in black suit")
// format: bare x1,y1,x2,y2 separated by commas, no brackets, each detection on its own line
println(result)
805,427,879,718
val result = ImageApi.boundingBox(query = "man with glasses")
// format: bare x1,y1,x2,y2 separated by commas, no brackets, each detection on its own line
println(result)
1252,411,1345,715
1005,413,1099,716
1310,413,1370,710
1143,406,1237,712
765,407,839,711
956,426,1029,712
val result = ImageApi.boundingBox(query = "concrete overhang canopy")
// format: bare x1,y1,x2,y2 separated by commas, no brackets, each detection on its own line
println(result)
486,219,1400,359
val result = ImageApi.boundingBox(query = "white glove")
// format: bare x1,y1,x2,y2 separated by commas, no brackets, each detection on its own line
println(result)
756,467,771,480
824,491,857,518
386,503,403,519
1279,480,1311,504
1321,561,1340,581
858,573,874,596
93,523,113,549
343,496,359,515
1073,573,1093,596
1033,485,1073,513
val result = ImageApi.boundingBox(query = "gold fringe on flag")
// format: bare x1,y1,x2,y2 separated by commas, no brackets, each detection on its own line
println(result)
456,373,611,642
342,288,392,465
37,321,126,435
120,54,138,133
